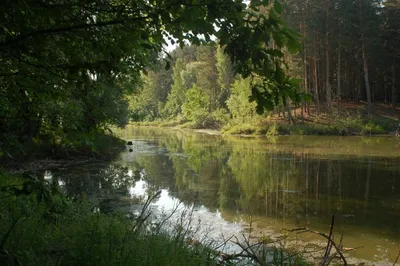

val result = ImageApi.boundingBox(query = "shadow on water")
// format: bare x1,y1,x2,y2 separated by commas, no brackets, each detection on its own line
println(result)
46,126,400,264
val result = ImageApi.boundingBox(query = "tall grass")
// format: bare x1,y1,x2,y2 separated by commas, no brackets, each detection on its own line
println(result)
0,172,311,266
0,187,214,265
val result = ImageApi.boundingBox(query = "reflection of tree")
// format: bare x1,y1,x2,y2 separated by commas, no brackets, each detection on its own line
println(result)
126,129,241,212
228,144,301,221
136,155,177,197
57,164,137,213
165,134,233,211
118,127,400,236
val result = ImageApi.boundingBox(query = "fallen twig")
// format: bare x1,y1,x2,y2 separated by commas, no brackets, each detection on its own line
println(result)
394,248,400,266
284,215,351,266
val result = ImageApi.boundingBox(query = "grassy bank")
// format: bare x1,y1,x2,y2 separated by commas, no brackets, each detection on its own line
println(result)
131,115,397,137
0,172,309,266
222,116,396,136
0,181,213,265
131,102,400,137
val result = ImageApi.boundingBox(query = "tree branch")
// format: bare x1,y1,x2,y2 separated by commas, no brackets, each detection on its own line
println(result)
0,20,126,47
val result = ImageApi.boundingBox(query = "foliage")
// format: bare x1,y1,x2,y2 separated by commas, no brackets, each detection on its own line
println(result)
162,58,187,119
227,77,258,122
216,46,235,107
1,0,302,157
130,65,172,121
0,129,124,163
182,85,210,127
222,111,398,136
0,193,213,265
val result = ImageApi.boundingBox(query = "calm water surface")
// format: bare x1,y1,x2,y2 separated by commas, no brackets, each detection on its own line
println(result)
51,127,400,265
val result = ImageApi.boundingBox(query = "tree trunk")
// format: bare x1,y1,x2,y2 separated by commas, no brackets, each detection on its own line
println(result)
355,73,360,102
362,42,372,115
359,0,372,115
325,46,331,109
304,49,308,116
302,19,310,116
325,11,332,109
337,17,341,106
392,57,396,108
286,100,294,124
383,76,386,103
313,56,320,116
344,61,348,101
337,46,341,104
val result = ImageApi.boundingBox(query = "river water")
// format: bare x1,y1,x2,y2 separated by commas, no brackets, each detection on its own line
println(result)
50,126,400,265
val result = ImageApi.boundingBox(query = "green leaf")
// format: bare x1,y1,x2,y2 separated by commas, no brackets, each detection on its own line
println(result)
275,67,285,83
36,190,42,203
288,78,302,87
302,93,313,102
274,0,283,14
287,36,300,54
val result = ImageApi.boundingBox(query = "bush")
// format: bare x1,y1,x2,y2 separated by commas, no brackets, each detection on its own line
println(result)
0,129,125,163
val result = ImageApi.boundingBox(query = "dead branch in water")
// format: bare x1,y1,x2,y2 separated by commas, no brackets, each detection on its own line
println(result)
394,248,400,266
283,215,363,266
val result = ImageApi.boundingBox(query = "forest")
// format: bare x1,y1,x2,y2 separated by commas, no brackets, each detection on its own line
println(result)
0,0,399,265
0,1,311,265
132,0,400,133
0,0,304,159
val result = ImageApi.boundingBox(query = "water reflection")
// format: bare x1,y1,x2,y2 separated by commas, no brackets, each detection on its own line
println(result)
119,127,400,263
48,127,400,263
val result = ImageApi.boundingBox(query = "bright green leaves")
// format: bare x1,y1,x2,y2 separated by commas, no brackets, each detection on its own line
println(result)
227,77,258,121
182,84,210,122
162,57,186,119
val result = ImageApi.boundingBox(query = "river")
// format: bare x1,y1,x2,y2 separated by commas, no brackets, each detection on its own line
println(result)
49,126,400,265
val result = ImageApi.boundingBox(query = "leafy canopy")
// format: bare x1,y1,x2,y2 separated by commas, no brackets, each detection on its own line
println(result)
0,0,301,151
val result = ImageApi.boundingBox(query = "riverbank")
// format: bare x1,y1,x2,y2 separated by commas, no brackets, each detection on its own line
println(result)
0,130,312,266
0,175,215,266
0,132,126,174
0,170,310,266
130,118,396,137
131,102,399,137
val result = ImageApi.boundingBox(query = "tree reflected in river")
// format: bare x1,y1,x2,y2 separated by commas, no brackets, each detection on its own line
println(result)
53,126,400,262
51,163,139,214
117,127,400,237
